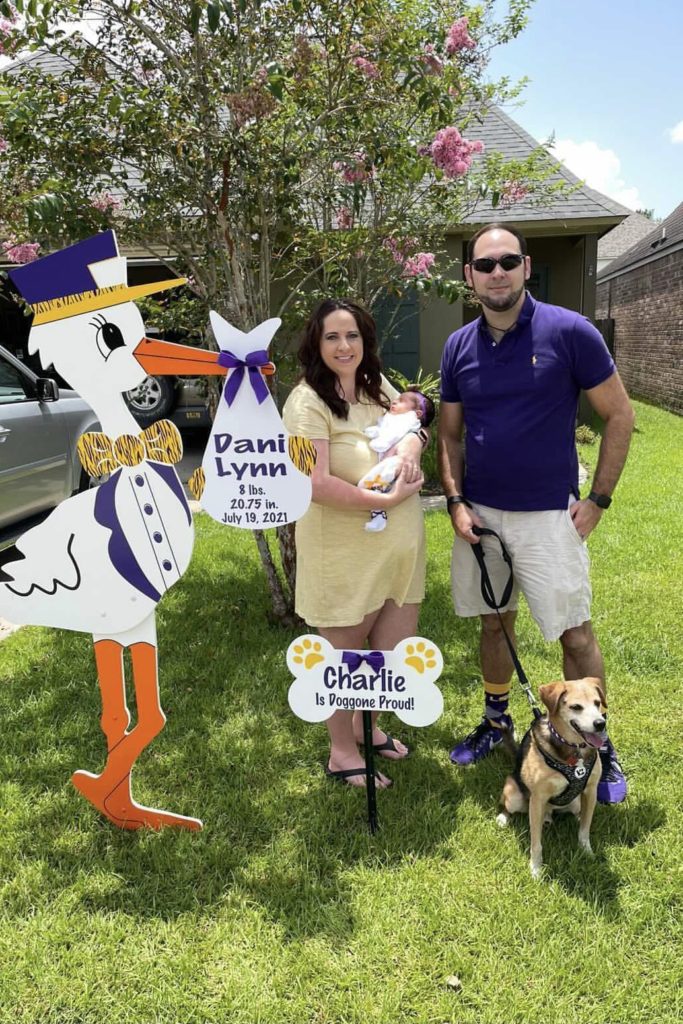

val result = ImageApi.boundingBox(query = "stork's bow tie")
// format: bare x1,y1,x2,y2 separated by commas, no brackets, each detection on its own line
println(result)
77,420,183,476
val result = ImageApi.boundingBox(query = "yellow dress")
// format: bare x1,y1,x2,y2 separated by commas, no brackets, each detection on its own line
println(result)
282,378,426,627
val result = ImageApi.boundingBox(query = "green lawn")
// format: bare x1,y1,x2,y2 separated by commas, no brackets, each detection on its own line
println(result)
0,399,681,1024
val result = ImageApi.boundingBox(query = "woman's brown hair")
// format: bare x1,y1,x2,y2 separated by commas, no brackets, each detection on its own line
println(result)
297,298,391,419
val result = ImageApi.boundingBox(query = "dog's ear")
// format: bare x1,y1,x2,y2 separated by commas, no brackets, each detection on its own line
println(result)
539,682,567,716
584,676,607,711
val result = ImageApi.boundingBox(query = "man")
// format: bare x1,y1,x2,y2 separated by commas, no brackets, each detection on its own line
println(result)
438,223,635,803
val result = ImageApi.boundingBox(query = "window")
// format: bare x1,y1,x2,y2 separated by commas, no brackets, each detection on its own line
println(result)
0,357,31,404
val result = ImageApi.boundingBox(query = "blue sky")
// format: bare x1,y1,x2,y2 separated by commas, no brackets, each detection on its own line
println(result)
487,0,682,219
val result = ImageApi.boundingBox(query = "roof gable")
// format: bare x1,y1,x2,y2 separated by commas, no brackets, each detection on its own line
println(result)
459,105,631,228
597,202,683,280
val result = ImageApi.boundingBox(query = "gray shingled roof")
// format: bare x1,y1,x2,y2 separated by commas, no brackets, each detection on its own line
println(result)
597,201,683,281
598,212,659,260
458,105,631,227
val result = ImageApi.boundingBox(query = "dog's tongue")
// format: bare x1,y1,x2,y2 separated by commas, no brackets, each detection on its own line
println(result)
583,732,605,749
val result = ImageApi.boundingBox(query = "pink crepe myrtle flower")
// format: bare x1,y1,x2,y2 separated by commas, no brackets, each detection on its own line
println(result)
352,56,380,80
333,152,371,184
0,7,18,55
402,252,435,278
430,126,484,178
383,236,418,265
445,17,475,56
0,137,8,153
336,206,353,230
421,43,443,76
90,192,122,214
500,180,529,206
4,238,41,264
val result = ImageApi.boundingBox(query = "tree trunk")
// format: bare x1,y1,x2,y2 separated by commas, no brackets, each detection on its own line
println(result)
252,529,298,625
276,522,297,606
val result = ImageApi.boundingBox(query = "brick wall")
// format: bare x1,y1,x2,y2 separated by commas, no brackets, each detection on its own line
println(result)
596,251,683,415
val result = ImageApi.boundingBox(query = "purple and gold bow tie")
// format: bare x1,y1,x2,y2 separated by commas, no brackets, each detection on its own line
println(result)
77,419,182,476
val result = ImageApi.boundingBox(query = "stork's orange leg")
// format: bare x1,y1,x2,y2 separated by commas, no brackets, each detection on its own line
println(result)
93,639,130,751
72,641,201,832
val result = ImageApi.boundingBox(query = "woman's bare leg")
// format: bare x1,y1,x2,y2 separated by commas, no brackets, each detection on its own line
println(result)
319,608,392,788
351,600,420,759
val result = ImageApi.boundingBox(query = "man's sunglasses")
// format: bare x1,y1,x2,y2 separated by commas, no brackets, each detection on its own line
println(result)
469,253,525,273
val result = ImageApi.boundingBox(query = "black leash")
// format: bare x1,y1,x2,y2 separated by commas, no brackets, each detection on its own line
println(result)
470,525,542,720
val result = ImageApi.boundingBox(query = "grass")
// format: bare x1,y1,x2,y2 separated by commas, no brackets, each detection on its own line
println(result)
0,398,681,1024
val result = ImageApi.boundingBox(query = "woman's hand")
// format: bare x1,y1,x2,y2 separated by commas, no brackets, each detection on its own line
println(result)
385,470,424,507
398,454,422,483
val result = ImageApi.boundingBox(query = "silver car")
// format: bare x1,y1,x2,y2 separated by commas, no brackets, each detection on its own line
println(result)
0,344,100,551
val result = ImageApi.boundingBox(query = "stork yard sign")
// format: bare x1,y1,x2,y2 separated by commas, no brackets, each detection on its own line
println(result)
1,230,239,834
189,312,315,528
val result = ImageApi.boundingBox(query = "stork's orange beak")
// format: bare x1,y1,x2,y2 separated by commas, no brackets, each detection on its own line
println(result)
134,337,276,380
134,337,228,375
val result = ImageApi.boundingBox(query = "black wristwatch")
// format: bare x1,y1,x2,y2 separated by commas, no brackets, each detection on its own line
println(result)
588,490,612,509
446,495,471,512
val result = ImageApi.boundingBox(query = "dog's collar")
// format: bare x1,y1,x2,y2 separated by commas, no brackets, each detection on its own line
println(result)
547,719,586,751
530,722,598,807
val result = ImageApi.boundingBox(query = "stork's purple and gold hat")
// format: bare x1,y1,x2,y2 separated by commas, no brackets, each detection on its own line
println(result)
8,230,185,325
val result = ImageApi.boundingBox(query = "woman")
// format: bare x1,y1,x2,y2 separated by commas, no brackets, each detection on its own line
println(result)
283,299,427,788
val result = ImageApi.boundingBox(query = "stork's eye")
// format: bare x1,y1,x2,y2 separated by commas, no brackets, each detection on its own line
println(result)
91,314,126,361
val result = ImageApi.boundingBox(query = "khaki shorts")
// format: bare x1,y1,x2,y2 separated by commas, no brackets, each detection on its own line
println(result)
450,500,592,641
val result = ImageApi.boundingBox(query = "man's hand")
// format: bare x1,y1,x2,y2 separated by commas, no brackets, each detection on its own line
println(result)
450,502,484,544
569,498,603,540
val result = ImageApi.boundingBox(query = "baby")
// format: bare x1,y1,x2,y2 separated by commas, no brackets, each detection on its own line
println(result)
358,387,435,532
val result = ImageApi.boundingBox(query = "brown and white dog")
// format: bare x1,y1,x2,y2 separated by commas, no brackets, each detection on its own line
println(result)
497,678,607,879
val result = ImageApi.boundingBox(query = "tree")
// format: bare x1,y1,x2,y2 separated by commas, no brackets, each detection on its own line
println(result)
0,0,563,621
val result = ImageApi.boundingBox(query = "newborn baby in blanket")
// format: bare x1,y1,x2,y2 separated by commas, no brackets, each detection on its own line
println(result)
357,388,434,532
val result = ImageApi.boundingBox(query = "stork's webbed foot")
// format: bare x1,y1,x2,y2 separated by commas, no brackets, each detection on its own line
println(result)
72,769,202,832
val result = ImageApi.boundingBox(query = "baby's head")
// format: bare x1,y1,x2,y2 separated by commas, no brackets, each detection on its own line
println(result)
389,387,435,427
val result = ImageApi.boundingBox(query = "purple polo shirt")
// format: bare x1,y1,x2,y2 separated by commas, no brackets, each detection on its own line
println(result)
440,293,615,511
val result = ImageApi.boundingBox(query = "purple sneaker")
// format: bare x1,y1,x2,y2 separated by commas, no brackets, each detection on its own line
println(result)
597,739,627,804
450,714,513,766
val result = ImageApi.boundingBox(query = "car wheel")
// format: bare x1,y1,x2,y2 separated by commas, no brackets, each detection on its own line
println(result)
125,375,176,426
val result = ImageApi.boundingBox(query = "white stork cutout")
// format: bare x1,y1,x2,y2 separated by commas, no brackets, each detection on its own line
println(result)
2,231,235,832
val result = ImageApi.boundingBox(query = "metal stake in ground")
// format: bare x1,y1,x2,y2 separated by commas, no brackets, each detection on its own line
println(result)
361,709,378,833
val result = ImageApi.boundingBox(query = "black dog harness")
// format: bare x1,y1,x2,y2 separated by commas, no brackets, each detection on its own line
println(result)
512,721,598,807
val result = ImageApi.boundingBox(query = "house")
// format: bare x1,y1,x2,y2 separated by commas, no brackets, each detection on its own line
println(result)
413,105,631,376
597,212,659,274
595,202,683,416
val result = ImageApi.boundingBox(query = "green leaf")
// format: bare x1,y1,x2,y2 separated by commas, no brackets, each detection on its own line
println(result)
207,2,220,32
189,2,201,35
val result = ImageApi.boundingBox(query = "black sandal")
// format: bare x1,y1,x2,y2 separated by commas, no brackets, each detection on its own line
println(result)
372,734,410,759
323,765,393,788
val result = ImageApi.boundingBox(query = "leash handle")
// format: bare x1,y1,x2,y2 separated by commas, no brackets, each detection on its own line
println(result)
470,525,542,719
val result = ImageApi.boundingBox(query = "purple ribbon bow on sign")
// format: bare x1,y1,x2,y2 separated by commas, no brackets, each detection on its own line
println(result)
341,650,385,673
218,349,272,406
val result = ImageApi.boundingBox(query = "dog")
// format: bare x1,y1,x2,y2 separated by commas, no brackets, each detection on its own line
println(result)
496,678,607,879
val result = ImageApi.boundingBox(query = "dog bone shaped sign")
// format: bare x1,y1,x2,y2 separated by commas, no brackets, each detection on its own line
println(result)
287,635,444,727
